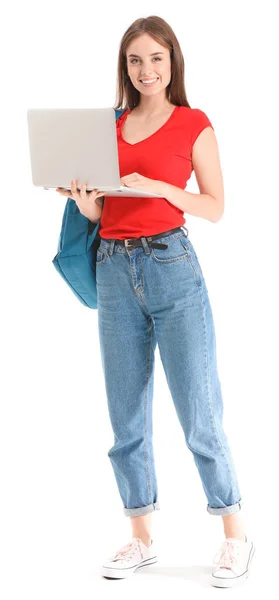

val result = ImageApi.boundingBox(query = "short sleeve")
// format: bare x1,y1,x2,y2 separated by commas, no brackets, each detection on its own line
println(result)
190,108,214,147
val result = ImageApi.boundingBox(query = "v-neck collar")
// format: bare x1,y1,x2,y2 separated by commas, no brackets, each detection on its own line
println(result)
119,105,179,147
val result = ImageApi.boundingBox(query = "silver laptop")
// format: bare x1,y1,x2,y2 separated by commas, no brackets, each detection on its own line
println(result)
26,108,164,198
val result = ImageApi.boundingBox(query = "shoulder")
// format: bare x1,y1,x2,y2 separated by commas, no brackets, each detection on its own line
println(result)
177,106,213,126
176,106,214,150
115,108,129,124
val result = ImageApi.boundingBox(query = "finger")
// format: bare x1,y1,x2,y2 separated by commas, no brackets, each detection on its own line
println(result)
89,188,102,197
71,179,78,196
80,183,87,198
56,188,68,195
56,190,75,201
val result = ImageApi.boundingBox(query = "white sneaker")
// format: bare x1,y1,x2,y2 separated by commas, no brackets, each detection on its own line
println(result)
100,537,157,579
211,534,256,588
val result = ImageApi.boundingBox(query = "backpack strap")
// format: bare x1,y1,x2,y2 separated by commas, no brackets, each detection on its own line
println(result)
114,108,127,120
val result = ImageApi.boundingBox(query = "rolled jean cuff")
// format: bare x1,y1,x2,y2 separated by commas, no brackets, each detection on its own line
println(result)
207,500,242,516
123,502,160,517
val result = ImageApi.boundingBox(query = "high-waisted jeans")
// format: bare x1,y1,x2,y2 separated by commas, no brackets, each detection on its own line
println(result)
96,226,242,517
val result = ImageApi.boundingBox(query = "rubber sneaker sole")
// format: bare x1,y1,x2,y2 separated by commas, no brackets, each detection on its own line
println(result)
101,555,157,579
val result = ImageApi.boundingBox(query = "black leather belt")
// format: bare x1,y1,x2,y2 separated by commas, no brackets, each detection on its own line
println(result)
107,226,184,250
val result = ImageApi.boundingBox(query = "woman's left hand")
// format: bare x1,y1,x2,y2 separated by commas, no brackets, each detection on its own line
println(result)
120,172,164,196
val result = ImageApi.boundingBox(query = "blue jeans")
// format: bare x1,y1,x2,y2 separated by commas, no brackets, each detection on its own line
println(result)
96,227,242,517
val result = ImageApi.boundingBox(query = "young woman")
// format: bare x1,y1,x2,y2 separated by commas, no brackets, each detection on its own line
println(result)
57,14,255,589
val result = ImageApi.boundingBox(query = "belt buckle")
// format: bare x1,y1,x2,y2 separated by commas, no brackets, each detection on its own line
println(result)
124,238,134,249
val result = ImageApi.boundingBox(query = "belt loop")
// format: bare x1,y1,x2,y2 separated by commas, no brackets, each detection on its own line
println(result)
108,239,115,255
140,236,151,255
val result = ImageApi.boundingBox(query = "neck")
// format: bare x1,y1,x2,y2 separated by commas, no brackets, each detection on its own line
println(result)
134,93,173,117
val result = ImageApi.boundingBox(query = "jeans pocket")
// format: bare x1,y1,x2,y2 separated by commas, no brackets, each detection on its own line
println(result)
150,235,189,264
180,237,203,287
96,246,109,265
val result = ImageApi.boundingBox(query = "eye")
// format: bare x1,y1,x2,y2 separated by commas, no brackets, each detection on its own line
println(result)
129,57,162,64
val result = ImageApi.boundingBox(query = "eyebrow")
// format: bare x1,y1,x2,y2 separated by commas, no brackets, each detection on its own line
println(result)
127,52,164,57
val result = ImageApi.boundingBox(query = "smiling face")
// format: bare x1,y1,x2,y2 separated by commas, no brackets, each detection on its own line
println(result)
126,33,172,98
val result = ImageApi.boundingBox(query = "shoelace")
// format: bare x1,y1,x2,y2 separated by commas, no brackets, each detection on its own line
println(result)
110,537,144,562
213,540,241,569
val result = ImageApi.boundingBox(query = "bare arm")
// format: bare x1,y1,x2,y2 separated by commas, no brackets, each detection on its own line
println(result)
158,127,224,223
56,183,105,223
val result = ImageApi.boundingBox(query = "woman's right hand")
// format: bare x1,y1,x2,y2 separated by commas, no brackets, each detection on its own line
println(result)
56,179,105,220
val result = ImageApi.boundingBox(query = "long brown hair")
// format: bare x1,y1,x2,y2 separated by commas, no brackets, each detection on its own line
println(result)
113,15,191,111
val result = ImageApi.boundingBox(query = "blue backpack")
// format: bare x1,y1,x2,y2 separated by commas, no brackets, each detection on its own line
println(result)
52,108,125,309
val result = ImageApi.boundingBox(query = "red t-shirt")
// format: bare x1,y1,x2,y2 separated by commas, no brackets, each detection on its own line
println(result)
98,105,214,239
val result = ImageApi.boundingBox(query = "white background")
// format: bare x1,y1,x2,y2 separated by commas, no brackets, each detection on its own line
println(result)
1,0,278,597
